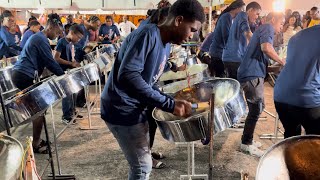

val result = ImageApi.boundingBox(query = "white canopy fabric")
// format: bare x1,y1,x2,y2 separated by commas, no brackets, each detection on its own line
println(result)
0,0,224,10
243,0,320,15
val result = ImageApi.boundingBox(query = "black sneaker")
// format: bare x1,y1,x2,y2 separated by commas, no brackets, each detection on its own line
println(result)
61,117,77,125
76,114,84,120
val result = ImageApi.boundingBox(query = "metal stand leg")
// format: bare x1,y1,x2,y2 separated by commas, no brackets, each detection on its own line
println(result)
180,142,208,180
0,91,11,135
80,86,98,130
49,106,76,179
43,117,56,179
259,113,284,139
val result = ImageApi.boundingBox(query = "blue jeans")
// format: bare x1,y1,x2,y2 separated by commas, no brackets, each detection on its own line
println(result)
62,94,76,119
106,121,152,180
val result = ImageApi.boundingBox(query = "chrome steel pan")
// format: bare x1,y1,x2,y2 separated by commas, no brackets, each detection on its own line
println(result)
55,68,90,96
83,63,100,83
4,78,65,120
0,66,16,93
0,134,24,180
256,135,320,180
153,78,240,142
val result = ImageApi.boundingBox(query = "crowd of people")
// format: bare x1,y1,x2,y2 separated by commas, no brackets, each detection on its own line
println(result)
1,0,320,179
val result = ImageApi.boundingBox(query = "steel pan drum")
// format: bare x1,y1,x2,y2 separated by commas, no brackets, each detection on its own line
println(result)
256,135,320,180
83,63,100,83
55,68,90,96
0,134,24,180
0,108,24,133
159,64,208,82
153,78,240,142
4,78,64,120
0,66,17,93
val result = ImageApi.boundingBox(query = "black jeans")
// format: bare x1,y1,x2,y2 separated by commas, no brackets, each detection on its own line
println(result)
223,62,241,80
275,101,320,138
211,57,226,78
241,78,265,145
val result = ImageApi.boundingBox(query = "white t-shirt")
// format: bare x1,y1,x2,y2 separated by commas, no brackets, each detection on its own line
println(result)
118,21,137,37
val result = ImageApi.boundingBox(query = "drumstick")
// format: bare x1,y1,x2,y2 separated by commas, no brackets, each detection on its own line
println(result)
191,102,210,112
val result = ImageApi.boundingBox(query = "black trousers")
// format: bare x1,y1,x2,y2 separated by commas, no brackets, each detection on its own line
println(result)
223,62,241,80
146,107,157,149
211,56,226,78
275,101,320,138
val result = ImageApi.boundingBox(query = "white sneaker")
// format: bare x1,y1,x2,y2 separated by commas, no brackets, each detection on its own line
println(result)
240,144,264,157
252,140,262,148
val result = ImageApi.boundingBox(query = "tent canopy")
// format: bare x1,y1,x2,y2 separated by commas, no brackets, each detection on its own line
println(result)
0,0,223,10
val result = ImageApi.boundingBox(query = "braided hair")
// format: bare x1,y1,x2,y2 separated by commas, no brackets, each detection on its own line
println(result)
47,13,63,28
219,0,245,20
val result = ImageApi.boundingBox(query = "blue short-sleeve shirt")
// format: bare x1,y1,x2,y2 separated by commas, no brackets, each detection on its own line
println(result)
98,24,120,44
237,24,274,82
274,26,320,108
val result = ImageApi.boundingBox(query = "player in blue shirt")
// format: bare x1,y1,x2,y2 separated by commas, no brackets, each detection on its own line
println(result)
12,14,65,154
274,26,320,138
98,15,120,44
54,24,84,124
237,12,286,157
20,20,41,49
100,0,205,178
208,0,245,77
222,2,261,79
0,10,22,58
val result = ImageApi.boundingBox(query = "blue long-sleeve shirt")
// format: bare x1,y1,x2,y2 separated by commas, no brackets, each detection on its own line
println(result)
0,26,21,58
209,13,233,58
20,29,35,49
74,24,90,61
101,24,174,126
98,24,120,44
13,32,64,79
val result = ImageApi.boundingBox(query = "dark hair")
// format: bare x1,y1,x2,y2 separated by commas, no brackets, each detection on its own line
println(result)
287,15,300,29
47,13,62,28
168,0,205,23
150,7,170,24
147,9,157,17
88,16,100,23
29,16,37,22
291,11,302,27
246,2,261,12
105,15,113,24
138,18,144,23
69,24,84,35
220,0,245,18
311,7,318,11
64,23,72,31
29,20,40,27
0,10,13,23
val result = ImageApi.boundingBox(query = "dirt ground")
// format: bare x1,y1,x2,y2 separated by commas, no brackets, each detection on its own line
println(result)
4,83,284,180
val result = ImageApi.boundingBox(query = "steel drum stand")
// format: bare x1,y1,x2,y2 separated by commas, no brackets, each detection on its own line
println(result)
0,91,12,136
80,85,98,130
45,105,76,179
180,141,208,180
259,112,284,139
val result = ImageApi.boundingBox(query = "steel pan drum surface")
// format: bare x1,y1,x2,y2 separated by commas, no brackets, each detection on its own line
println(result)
55,68,89,96
83,63,100,83
0,66,16,93
256,135,320,180
4,78,64,120
0,134,24,180
153,78,240,142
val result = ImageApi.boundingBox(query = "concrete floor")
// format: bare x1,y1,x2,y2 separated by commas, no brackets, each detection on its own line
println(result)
3,83,283,180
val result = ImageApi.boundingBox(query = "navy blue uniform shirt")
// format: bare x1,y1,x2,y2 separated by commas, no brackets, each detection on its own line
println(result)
237,24,274,82
100,24,174,126
20,29,35,49
274,26,320,108
0,26,21,57
13,32,64,78
55,37,73,71
222,12,250,63
99,24,120,44
209,13,232,58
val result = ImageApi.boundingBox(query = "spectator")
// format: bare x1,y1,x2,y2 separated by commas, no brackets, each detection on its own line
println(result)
307,7,320,28
118,15,136,38
283,15,301,46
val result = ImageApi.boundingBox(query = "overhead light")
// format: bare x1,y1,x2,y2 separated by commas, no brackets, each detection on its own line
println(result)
273,0,286,13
